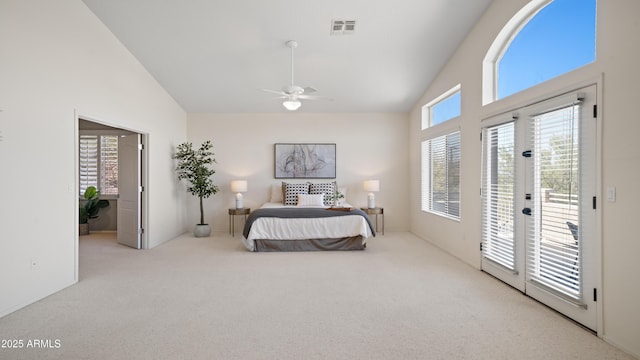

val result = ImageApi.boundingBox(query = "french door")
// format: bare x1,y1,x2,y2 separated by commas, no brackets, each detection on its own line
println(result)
481,86,598,330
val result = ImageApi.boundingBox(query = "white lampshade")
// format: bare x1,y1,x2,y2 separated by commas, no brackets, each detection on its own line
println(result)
363,180,380,192
283,99,301,111
230,180,248,193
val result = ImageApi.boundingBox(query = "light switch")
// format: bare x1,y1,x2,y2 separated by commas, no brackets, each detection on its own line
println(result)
607,187,616,202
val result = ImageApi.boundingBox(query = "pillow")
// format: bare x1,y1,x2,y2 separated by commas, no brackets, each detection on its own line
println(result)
284,182,309,205
270,183,284,203
280,182,296,203
297,193,326,207
309,182,336,206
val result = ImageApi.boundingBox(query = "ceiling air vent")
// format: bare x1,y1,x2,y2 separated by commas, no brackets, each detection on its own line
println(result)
331,19,356,35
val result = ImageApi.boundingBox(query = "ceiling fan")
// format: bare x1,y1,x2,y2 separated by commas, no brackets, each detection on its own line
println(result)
263,40,332,111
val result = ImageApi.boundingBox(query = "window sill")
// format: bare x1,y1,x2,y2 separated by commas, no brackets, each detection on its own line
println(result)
79,195,118,201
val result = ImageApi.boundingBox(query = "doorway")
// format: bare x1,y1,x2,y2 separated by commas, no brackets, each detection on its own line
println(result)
78,118,146,249
480,85,599,331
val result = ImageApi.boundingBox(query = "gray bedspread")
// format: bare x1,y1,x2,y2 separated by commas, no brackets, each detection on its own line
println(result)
242,207,376,239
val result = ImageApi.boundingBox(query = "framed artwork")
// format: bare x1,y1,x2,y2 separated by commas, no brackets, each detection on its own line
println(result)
274,143,336,179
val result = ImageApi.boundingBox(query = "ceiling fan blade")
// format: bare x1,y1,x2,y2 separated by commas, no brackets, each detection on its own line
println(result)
303,86,317,94
298,94,334,101
262,88,287,96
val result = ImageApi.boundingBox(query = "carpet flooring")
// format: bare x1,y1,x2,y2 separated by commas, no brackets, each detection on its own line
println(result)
0,232,635,360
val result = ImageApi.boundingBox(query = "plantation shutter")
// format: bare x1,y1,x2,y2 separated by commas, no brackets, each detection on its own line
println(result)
79,134,119,196
100,135,119,195
481,122,516,270
421,131,460,219
79,135,98,195
527,104,582,299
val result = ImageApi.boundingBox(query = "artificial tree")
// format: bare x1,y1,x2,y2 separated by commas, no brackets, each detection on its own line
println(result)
173,140,219,236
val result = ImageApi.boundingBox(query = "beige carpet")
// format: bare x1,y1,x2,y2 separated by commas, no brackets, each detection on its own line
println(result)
0,232,635,360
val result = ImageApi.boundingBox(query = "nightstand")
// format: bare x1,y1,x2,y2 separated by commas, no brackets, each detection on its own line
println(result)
360,207,384,235
228,208,250,237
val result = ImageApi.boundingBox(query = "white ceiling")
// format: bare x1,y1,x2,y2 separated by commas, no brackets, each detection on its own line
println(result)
81,0,492,113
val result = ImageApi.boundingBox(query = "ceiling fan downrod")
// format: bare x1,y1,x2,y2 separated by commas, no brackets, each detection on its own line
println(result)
286,40,298,86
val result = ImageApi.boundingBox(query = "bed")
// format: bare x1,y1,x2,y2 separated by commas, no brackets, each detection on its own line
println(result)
240,182,376,252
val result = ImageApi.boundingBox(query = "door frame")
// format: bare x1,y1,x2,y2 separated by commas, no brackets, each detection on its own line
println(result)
74,111,149,277
479,74,603,334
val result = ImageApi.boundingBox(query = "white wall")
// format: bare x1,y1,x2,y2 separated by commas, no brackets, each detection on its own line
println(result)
0,0,188,317
187,113,409,234
409,0,640,357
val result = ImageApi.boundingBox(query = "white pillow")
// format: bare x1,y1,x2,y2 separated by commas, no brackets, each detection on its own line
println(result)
297,193,326,207
270,183,284,203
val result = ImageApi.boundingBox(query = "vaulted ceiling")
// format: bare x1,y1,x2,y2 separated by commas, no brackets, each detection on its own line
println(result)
82,0,492,113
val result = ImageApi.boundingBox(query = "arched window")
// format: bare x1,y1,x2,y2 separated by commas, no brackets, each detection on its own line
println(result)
483,0,596,104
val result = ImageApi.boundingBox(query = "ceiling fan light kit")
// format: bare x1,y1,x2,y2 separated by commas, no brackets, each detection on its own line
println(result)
282,99,301,111
263,40,332,111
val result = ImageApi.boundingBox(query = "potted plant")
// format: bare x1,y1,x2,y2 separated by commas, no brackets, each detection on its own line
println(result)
329,189,345,207
173,140,220,237
79,186,110,235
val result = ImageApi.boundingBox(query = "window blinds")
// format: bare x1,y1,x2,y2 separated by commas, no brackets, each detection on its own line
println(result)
527,104,581,299
421,131,461,219
481,122,516,270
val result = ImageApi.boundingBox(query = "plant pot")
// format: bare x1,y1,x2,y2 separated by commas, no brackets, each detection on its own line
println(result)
194,224,211,238
79,223,90,236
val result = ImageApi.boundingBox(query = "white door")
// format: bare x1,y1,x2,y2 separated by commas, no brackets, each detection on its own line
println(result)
117,134,142,249
522,86,598,330
481,86,598,331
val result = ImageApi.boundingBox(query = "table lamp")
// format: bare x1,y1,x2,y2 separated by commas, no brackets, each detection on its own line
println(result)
230,180,248,209
363,180,380,209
